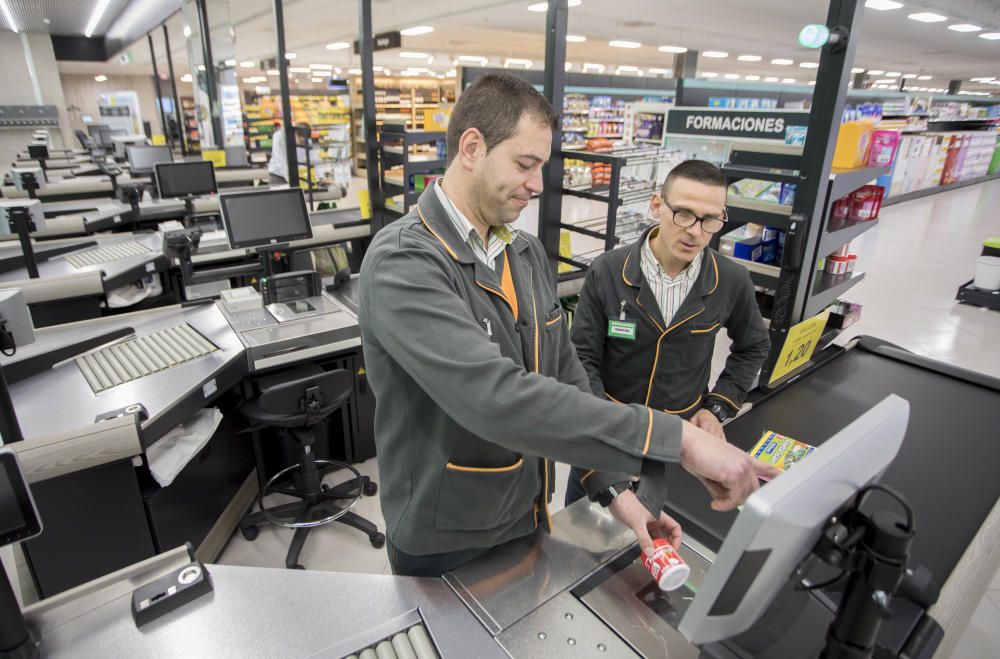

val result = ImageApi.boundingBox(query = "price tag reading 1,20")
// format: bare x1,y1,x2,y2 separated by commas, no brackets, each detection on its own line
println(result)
768,310,831,386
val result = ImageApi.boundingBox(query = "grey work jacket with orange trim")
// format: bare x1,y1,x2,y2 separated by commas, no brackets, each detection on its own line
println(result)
359,182,684,556
569,225,769,499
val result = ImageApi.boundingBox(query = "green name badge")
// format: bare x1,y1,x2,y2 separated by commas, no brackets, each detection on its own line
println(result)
607,319,637,340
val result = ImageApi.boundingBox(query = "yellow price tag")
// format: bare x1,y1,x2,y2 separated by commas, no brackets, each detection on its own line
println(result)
357,189,371,221
201,149,226,168
768,310,831,385
151,134,167,146
557,230,573,274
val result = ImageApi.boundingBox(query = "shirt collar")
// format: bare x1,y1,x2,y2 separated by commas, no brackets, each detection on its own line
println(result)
643,227,702,283
434,178,515,250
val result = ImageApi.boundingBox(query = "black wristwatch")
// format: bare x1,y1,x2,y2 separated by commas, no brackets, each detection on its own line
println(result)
704,401,731,423
595,481,633,508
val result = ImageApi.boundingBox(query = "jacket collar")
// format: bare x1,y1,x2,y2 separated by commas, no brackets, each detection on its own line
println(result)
416,179,530,265
621,224,720,299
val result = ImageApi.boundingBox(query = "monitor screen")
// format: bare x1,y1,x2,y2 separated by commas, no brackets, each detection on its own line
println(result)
220,188,313,249
155,161,217,198
127,145,173,175
0,450,42,546
87,124,109,138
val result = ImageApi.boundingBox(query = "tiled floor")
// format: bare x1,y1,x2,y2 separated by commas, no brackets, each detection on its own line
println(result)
219,178,1000,656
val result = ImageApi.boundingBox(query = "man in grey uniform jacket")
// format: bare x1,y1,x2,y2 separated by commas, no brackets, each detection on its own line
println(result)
565,160,771,508
359,73,778,577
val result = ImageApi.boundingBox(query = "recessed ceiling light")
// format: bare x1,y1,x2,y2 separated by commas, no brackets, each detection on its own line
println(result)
528,0,581,11
865,0,903,9
737,55,761,62
326,42,350,50
703,51,728,58
901,73,917,79
94,75,107,82
400,25,434,36
240,60,255,68
311,77,324,83
288,67,310,73
183,24,191,37
908,12,947,23
348,68,361,75
723,73,740,79
84,0,112,37
181,73,192,82
196,65,205,71
504,58,533,68
782,78,796,83
745,74,761,80
658,45,687,53
764,76,779,82
875,78,895,83
808,80,816,85
399,51,429,58
970,76,995,82
285,52,297,59
851,67,865,73
565,62,572,71
0,0,17,32
648,67,671,75
885,71,901,77
948,24,982,32
583,62,605,72
615,65,640,72
917,75,932,80
800,62,819,68
701,72,719,78
458,55,488,65
224,59,236,66
771,58,794,66
266,69,279,76
566,34,586,43
867,69,885,75
310,63,333,70
609,40,641,48
979,32,1000,40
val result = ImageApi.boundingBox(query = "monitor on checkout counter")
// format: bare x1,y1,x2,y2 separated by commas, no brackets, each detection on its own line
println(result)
155,161,217,223
126,145,172,177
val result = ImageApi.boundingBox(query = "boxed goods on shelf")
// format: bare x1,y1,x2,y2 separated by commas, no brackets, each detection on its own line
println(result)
833,120,874,169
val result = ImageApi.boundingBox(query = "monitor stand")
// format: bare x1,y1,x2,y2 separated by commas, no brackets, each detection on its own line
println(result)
0,558,37,657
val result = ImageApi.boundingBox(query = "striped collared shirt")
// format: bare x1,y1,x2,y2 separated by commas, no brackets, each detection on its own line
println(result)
434,179,515,270
640,228,702,326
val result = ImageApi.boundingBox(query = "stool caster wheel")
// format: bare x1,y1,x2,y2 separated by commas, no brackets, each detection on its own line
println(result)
289,563,305,570
364,480,378,496
370,533,385,549
321,483,329,491
240,525,259,541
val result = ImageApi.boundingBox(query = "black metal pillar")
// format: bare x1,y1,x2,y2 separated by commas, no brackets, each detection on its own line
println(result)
272,0,298,187
948,79,961,95
761,0,865,383
359,0,381,232
195,0,223,148
147,34,170,148
538,0,568,270
674,50,699,79
163,24,187,156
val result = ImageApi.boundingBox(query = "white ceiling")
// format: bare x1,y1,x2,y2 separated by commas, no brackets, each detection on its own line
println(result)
48,0,1000,96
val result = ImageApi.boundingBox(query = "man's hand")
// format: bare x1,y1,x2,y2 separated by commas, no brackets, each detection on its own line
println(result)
690,408,726,441
680,421,781,511
608,489,682,555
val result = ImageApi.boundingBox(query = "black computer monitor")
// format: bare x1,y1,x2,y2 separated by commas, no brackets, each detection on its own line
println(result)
27,145,48,160
219,188,313,249
127,145,173,175
87,124,109,138
155,161,217,198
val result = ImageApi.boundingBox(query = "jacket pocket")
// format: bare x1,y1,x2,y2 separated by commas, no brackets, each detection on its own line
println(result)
544,304,563,327
434,458,527,531
689,321,721,336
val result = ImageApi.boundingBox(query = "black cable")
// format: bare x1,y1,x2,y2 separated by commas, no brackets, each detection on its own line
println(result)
851,482,915,532
799,569,848,592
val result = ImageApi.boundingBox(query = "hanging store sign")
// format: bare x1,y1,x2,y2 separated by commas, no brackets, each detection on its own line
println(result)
352,31,402,55
665,107,809,141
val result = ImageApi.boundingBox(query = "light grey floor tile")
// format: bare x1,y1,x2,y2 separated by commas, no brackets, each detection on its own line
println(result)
947,594,1000,659
991,564,1000,592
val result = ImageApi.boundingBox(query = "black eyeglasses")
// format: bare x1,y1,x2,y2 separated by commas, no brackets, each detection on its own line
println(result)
661,200,728,234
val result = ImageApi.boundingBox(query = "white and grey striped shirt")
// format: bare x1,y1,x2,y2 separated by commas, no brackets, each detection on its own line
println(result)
434,179,514,271
640,228,702,326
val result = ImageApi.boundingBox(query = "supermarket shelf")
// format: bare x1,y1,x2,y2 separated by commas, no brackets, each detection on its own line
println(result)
635,138,663,145
806,270,866,318
817,217,879,256
828,165,891,201
590,107,626,112
726,197,794,230
883,172,1000,206
563,185,613,203
564,110,590,115
585,133,623,138
723,164,802,184
591,119,625,123
724,255,780,289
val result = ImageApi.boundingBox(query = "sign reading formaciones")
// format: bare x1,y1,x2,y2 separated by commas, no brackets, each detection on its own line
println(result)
665,107,810,141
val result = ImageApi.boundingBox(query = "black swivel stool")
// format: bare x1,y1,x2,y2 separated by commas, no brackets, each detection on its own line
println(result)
238,364,384,569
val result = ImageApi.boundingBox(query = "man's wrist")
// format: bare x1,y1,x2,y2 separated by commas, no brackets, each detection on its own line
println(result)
595,480,633,507
702,400,731,423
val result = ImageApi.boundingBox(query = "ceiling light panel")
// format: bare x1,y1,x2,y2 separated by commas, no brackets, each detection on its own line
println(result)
908,12,947,23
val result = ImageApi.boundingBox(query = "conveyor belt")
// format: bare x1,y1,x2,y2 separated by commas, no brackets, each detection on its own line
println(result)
346,624,440,659
75,323,219,393
63,241,151,268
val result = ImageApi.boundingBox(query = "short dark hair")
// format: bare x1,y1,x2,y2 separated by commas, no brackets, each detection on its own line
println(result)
446,72,558,165
661,159,728,197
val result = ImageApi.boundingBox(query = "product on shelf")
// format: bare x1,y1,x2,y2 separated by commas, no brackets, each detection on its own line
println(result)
848,185,885,221
562,158,592,188
719,224,783,264
708,97,778,109
585,137,614,154
833,120,874,169
867,130,901,167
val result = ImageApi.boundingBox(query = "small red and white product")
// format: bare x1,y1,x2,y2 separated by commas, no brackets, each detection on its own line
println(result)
826,255,851,275
643,538,691,591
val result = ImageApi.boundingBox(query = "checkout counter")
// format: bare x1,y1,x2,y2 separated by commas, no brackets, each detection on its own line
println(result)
0,188,375,600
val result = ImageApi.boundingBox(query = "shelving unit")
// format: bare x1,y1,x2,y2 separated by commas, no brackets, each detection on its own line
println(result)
351,77,456,173
377,124,446,221
181,97,199,154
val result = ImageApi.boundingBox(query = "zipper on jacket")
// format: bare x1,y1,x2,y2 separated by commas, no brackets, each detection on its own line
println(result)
481,318,492,337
